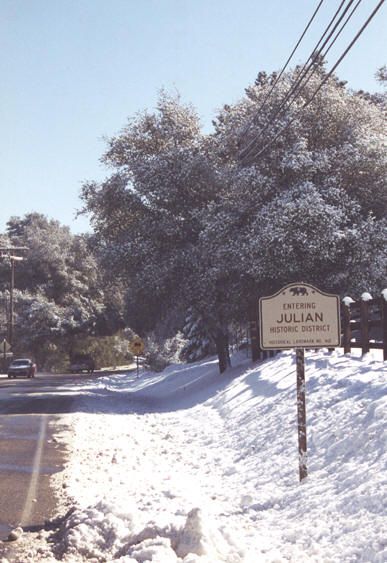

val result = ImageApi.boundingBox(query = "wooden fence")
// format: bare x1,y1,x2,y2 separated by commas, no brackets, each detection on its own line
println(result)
248,292,387,362
342,294,387,360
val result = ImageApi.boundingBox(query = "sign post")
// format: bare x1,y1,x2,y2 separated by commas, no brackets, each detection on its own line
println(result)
259,283,340,482
296,347,307,481
2,339,11,361
129,337,145,378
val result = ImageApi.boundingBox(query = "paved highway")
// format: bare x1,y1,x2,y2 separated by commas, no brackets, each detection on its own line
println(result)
0,371,102,556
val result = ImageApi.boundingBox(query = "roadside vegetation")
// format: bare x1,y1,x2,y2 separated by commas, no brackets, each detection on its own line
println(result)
1,64,386,372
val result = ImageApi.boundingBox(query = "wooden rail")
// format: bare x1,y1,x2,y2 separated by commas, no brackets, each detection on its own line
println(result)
342,293,387,360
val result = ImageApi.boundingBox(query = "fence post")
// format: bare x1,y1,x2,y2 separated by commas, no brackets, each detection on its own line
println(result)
360,293,372,356
342,297,354,354
382,290,387,362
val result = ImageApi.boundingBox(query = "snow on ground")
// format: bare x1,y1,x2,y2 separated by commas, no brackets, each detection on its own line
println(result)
13,349,387,562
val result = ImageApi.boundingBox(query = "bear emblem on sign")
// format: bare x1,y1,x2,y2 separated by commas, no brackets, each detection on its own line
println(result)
289,286,308,296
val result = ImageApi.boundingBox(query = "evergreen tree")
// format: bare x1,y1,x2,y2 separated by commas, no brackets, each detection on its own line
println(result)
180,308,215,362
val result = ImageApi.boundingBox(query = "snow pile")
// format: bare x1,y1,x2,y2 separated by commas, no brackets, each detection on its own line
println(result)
54,502,236,562
45,349,386,562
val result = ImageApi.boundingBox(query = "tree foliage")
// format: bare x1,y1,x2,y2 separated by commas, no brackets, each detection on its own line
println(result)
81,69,386,371
0,213,111,367
82,93,220,333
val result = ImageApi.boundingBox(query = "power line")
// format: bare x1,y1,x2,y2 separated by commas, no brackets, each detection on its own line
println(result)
270,0,350,114
240,0,326,139
239,0,348,159
322,0,363,60
271,0,360,111
240,0,358,162
246,0,385,163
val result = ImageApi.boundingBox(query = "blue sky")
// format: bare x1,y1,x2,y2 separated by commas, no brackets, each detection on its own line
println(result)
1,0,386,234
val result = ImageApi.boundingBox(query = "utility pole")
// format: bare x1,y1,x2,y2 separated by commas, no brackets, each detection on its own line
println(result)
9,256,14,345
9,255,24,346
0,246,28,347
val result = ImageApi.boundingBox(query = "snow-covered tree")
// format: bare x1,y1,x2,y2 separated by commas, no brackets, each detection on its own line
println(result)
1,213,107,366
81,92,233,372
6,213,101,305
203,63,386,299
81,67,386,372
180,308,215,362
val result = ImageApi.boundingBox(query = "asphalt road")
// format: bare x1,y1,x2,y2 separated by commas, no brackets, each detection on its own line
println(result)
0,371,103,551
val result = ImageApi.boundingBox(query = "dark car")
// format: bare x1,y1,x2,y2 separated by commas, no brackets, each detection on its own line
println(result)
8,358,37,379
69,355,95,374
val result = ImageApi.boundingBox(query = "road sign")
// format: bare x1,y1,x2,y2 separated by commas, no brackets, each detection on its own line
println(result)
259,282,341,482
129,337,145,356
2,339,11,355
259,283,340,350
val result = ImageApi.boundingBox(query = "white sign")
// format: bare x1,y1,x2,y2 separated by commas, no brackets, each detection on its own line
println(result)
259,283,340,349
2,339,11,354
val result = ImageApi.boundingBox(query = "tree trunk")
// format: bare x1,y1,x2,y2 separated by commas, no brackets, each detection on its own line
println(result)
248,299,261,362
215,328,231,374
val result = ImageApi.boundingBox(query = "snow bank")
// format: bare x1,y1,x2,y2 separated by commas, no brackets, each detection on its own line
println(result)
45,349,386,562
53,503,237,562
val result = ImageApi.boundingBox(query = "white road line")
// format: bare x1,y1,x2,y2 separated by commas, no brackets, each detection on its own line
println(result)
20,414,47,527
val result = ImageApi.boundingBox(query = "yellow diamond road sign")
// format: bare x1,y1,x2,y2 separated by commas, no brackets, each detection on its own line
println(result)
129,337,144,356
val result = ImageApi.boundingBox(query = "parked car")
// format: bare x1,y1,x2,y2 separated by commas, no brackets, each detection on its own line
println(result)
69,354,95,374
8,358,37,379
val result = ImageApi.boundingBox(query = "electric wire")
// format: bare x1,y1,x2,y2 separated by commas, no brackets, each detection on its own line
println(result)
240,0,325,139
240,0,359,162
247,0,385,163
269,0,359,113
322,0,363,60
249,0,364,158
239,0,348,160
